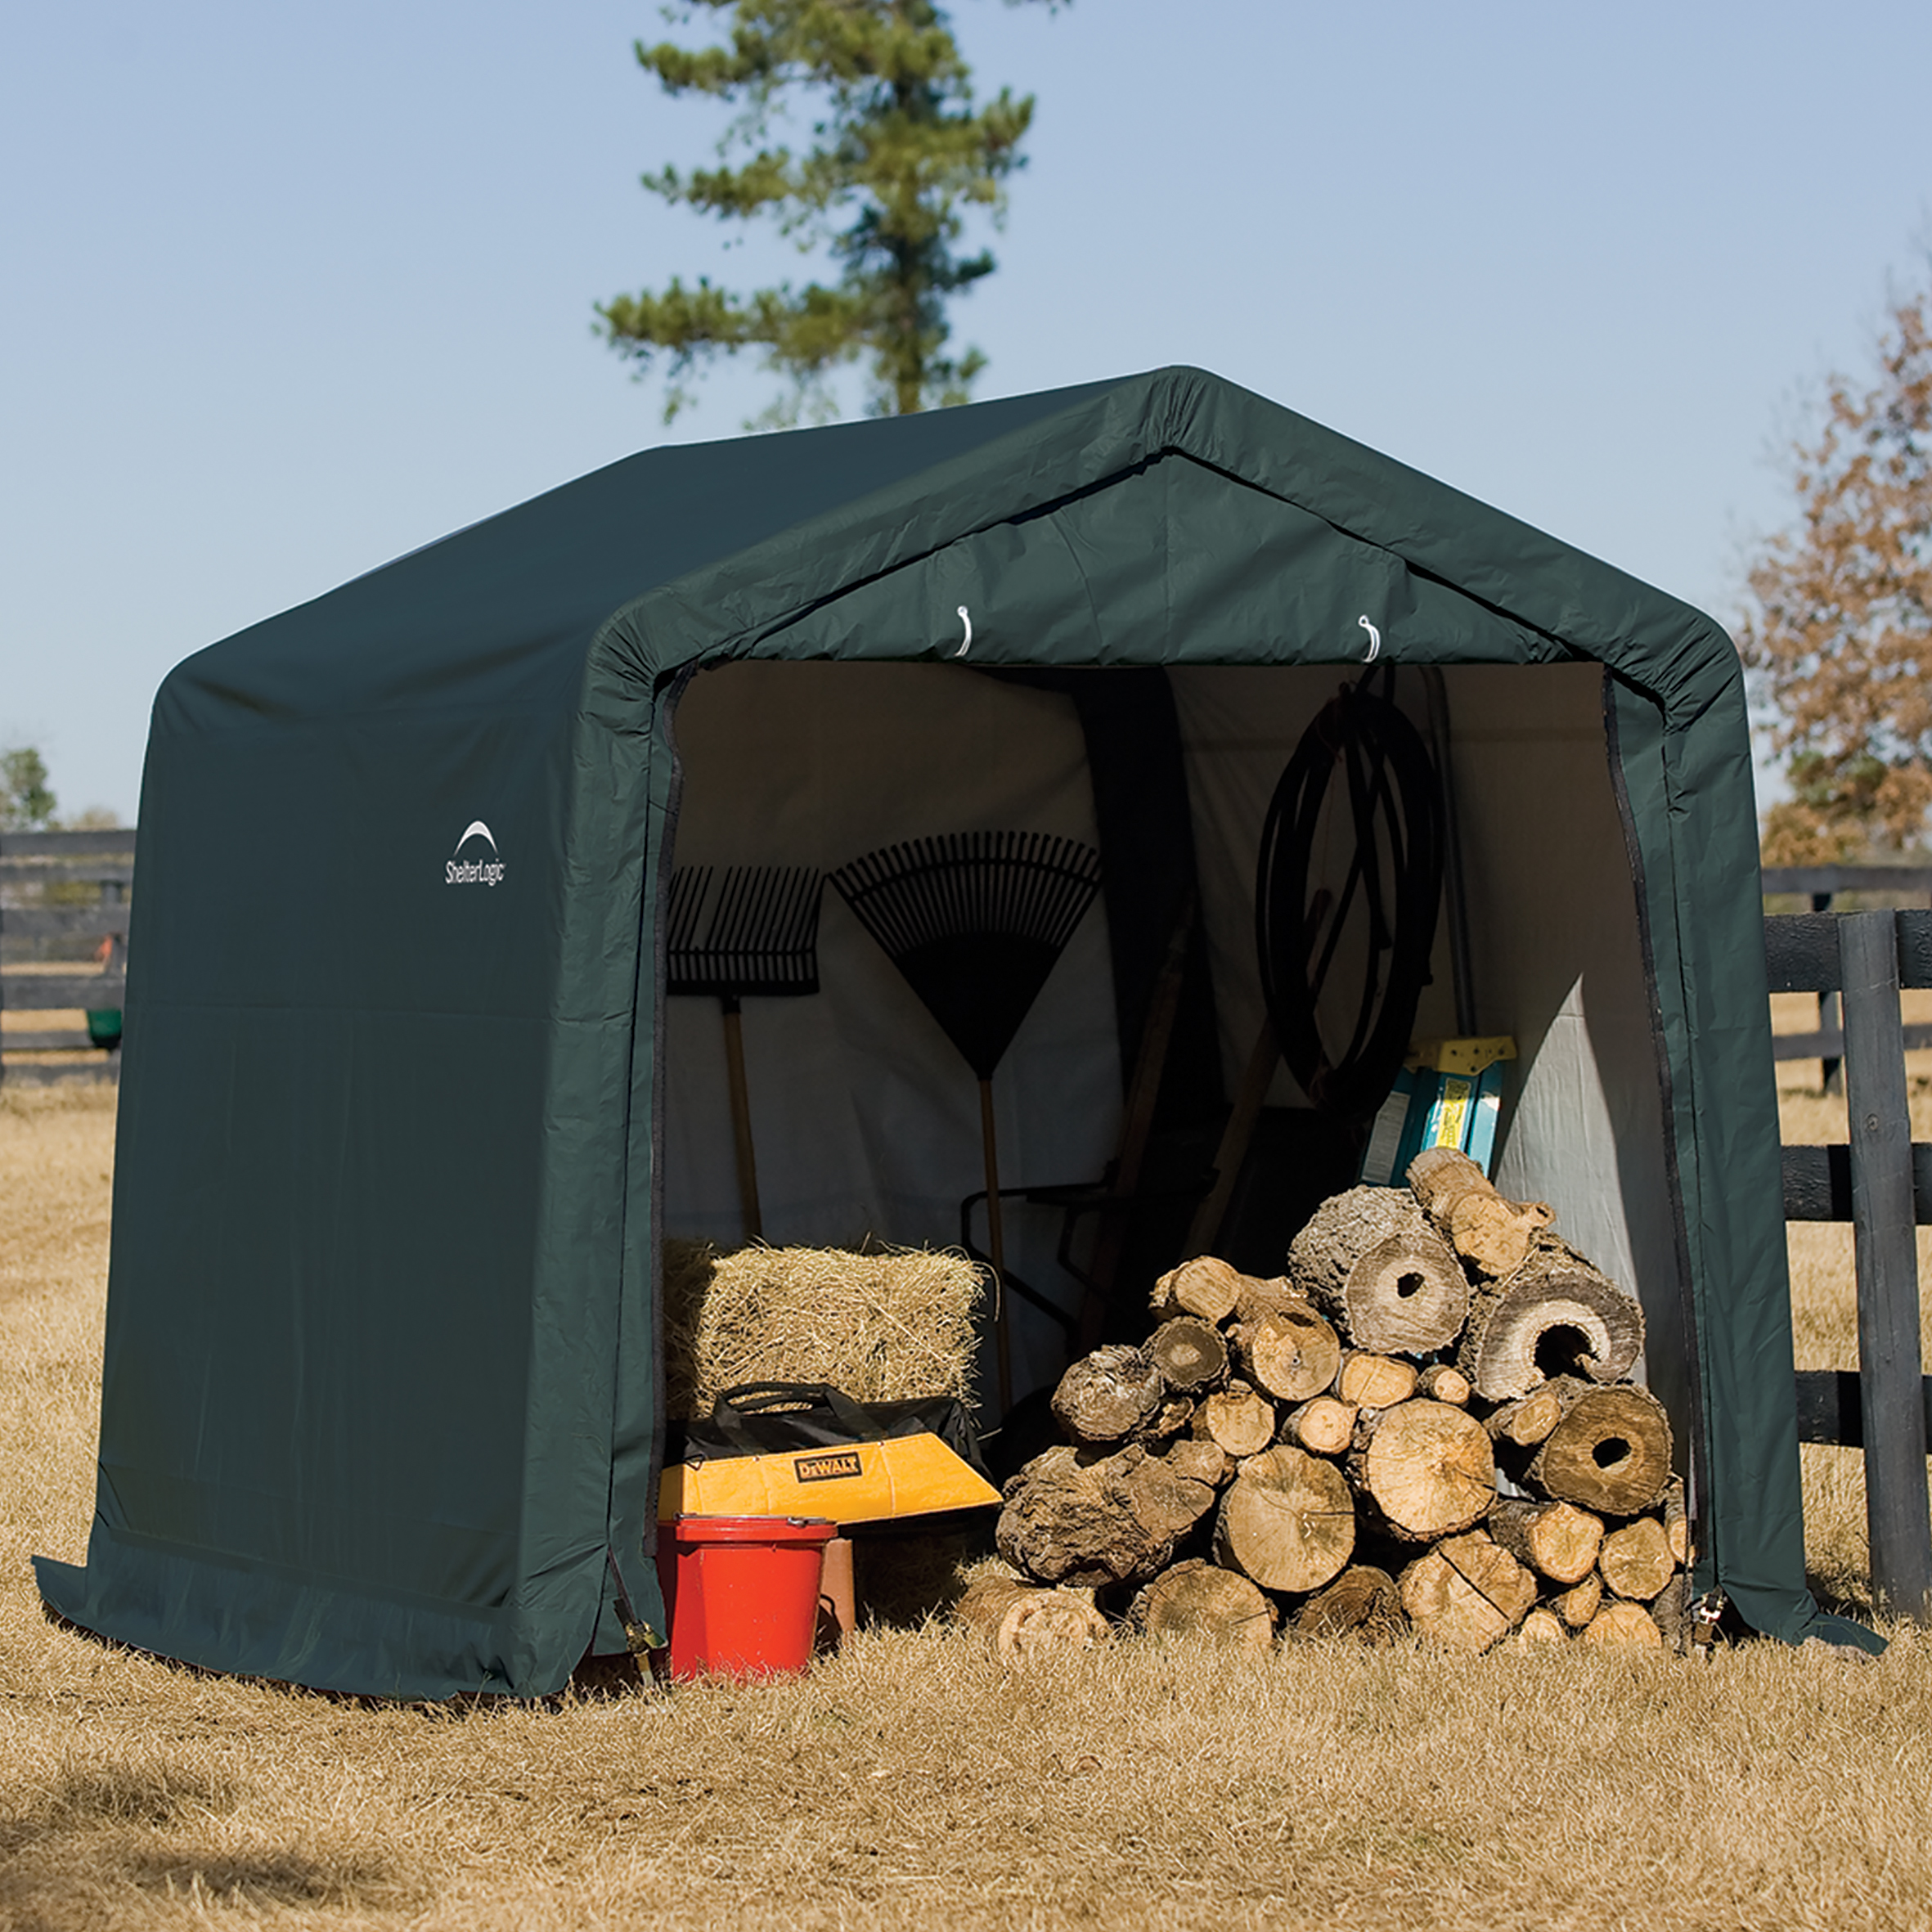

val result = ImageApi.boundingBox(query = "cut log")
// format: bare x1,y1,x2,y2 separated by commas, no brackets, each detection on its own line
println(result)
952,1569,1037,1634
1650,1574,1689,1651
1552,1573,1603,1629
1161,1436,1229,1489
995,1590,1111,1663
1134,1394,1197,1443
1283,1395,1357,1457
1417,1364,1471,1406
1289,1187,1469,1354
1488,1498,1604,1586
1407,1145,1554,1278
1662,1479,1690,1568
1193,1380,1277,1459
1147,1317,1229,1395
1457,1238,1644,1400
1051,1345,1166,1445
1440,1530,1538,1625
954,1574,1108,1661
1400,1543,1516,1652
1231,1305,1341,1404
1525,1384,1674,1516
1233,1274,1308,1325
1516,1606,1569,1645
1583,1601,1665,1650
1347,1400,1497,1541
1598,1516,1675,1602
995,1441,1220,1588
1484,1380,1572,1449
1130,1559,1276,1649
1337,1352,1420,1410
1293,1565,1404,1643
1212,1445,1355,1593
1151,1256,1242,1324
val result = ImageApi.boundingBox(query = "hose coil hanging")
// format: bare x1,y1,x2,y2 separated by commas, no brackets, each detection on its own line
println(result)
1254,673,1445,1129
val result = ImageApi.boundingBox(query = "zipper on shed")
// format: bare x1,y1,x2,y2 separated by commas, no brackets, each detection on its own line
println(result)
1601,667,1713,1589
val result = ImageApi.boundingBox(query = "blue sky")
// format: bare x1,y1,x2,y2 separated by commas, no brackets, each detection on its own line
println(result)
4,0,1930,821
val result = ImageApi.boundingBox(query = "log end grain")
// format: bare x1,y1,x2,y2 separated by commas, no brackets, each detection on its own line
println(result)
1294,1565,1405,1643
995,1589,1111,1664
1408,1146,1553,1278
1052,1346,1165,1445
1417,1364,1472,1407
1582,1601,1665,1651
1553,1573,1603,1629
1458,1241,1644,1401
1131,1559,1276,1649
1400,1546,1512,1652
1213,1445,1356,1594
1147,1316,1229,1395
1284,1395,1357,1457
1528,1384,1674,1516
996,1442,1218,1588
1516,1606,1570,1645
1233,1274,1310,1325
1233,1305,1342,1404
1152,1255,1242,1324
1349,1400,1498,1541
1489,1498,1604,1586
1195,1380,1277,1460
1599,1516,1675,1602
1338,1351,1421,1411
1291,1187,1470,1354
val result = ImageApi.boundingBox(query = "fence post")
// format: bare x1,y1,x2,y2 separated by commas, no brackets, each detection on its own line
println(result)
1839,910,1932,1620
1812,888,1843,1090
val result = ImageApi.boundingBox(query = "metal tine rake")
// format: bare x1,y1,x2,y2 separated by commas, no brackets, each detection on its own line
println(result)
667,865,824,1239
830,831,1103,1409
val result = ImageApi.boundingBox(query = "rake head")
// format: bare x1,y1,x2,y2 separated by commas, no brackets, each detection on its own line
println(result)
667,866,823,999
830,832,1102,1079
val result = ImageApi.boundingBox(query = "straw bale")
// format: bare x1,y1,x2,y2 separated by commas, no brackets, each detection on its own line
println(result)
662,1238,983,1420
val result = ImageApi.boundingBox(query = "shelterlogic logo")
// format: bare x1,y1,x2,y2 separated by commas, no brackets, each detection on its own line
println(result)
446,820,506,887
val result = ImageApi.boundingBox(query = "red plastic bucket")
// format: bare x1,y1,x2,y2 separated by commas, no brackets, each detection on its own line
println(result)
657,1515,838,1682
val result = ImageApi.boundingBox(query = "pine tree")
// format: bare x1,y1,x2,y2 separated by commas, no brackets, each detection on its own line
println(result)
1741,276,1932,863
598,1,1060,423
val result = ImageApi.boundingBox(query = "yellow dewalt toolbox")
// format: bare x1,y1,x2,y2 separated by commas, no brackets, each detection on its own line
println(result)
658,1382,1000,1525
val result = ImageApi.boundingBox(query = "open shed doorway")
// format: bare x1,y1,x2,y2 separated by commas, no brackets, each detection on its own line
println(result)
662,658,1684,1431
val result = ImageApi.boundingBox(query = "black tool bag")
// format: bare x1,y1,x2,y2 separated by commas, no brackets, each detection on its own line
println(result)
658,1382,1000,1525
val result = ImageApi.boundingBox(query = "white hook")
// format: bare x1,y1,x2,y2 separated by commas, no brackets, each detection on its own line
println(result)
953,605,973,658
1358,614,1382,663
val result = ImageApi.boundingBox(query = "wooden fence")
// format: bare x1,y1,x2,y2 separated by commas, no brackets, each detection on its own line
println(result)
0,827,133,1086
1764,880,1932,1622
1763,865,1932,1076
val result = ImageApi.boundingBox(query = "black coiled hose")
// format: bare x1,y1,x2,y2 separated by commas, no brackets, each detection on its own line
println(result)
1254,673,1445,1129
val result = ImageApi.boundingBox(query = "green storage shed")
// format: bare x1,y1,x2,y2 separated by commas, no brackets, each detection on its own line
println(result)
35,366,1872,1694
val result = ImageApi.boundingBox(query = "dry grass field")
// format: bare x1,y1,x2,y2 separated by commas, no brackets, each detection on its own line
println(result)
3,1081,1930,1932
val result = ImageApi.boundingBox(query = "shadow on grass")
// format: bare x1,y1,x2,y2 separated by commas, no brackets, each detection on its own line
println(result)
0,1762,409,1927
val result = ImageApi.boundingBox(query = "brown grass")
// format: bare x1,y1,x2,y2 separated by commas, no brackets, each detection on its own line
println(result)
2,1081,1930,1931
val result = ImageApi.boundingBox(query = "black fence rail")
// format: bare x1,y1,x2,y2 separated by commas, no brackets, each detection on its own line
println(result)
0,828,133,1087
1763,866,1932,1071
1766,905,1932,1621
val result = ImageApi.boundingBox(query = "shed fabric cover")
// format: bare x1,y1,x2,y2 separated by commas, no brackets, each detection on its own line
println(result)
36,367,1871,1696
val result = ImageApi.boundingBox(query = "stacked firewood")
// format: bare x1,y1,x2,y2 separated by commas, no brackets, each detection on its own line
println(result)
987,1148,1690,1654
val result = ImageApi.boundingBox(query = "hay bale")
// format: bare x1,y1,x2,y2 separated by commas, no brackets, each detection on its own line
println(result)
662,1239,984,1422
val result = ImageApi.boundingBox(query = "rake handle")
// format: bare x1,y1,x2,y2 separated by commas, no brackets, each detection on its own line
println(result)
720,995,762,1241
980,1077,1012,1413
